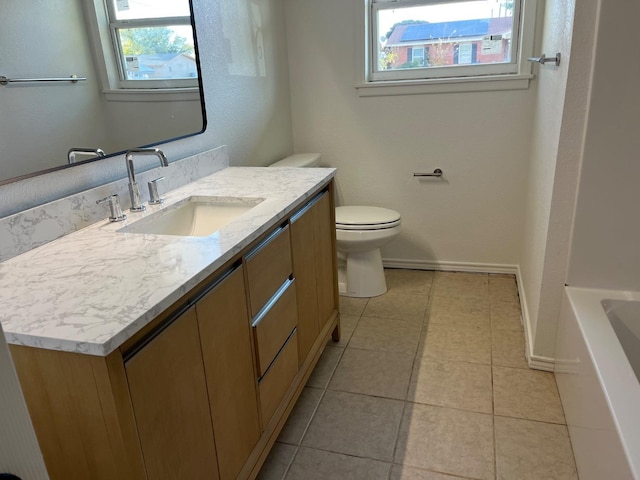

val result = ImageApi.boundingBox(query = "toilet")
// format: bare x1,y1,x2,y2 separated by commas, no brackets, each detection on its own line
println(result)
269,153,401,298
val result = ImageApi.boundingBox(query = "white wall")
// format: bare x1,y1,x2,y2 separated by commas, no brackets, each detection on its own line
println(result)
519,0,601,366
0,0,293,218
1,0,111,180
283,0,535,268
567,0,640,291
520,0,599,369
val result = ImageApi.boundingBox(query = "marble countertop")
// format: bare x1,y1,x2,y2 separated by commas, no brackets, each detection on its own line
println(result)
0,167,335,356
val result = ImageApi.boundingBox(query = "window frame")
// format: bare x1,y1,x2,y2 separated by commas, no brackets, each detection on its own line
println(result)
357,0,538,96
83,0,201,100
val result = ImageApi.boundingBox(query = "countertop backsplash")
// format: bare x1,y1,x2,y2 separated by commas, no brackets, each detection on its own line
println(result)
0,146,229,262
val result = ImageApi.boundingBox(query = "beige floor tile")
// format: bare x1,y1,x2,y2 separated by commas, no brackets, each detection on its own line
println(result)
333,314,360,347
306,345,343,389
278,387,324,445
432,272,489,299
492,329,528,369
349,316,423,354
389,465,468,480
339,296,369,316
257,443,297,480
493,366,565,424
329,348,414,400
408,357,493,414
385,268,434,295
302,390,404,461
495,416,577,480
489,274,519,303
395,403,494,480
418,323,491,365
428,295,490,329
362,291,429,322
491,301,523,332
285,447,391,480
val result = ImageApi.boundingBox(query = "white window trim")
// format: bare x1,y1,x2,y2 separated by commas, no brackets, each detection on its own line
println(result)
355,0,538,96
83,0,200,101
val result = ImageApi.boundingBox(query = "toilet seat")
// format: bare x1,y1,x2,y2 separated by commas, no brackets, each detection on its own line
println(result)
335,206,401,231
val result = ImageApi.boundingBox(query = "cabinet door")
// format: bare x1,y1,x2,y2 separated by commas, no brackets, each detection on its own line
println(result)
313,191,338,330
196,266,261,480
290,190,337,365
125,306,220,480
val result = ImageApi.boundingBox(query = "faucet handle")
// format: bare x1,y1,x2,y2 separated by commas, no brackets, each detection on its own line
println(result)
96,194,127,222
148,176,165,205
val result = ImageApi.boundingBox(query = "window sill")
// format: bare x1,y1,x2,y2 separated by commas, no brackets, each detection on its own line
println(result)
104,87,201,102
355,73,535,97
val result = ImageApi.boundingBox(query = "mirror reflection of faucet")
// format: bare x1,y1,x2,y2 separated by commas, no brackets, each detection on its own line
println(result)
67,147,105,164
125,149,169,212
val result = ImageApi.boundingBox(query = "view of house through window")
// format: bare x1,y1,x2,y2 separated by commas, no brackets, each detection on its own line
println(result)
372,0,519,80
108,0,197,82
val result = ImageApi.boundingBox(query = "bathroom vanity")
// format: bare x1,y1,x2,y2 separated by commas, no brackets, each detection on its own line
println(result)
1,167,340,480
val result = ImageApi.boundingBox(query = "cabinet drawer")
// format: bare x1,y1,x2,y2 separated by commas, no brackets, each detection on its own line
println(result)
245,225,293,316
253,278,298,377
259,331,298,427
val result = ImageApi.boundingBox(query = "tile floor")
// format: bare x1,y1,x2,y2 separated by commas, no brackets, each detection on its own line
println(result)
257,269,577,480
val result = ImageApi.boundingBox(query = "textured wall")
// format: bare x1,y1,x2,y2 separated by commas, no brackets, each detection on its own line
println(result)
283,0,535,268
567,0,640,291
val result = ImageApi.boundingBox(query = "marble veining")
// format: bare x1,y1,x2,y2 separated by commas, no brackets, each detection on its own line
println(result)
0,146,228,262
0,166,336,356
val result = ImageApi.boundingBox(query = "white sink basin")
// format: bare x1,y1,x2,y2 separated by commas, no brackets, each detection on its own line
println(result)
118,196,264,237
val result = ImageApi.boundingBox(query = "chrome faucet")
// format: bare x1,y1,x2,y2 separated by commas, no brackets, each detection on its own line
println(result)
125,148,169,212
68,147,105,164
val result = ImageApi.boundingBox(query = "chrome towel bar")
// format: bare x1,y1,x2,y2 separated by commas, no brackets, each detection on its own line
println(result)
414,169,443,178
0,74,86,86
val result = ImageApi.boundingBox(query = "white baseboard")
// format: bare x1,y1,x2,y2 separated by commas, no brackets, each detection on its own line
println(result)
382,258,519,275
515,265,555,372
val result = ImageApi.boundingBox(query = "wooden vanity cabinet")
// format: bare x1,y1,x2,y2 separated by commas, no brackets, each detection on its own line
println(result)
195,266,261,480
290,191,338,365
125,306,220,480
10,179,340,480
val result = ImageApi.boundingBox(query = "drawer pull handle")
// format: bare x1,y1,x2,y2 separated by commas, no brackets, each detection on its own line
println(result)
251,278,294,328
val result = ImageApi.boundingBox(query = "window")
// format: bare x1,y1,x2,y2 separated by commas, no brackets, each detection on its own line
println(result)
361,0,536,94
85,0,199,93
408,46,426,66
106,0,197,88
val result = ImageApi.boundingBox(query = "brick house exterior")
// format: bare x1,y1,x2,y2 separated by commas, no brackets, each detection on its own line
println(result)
382,17,512,69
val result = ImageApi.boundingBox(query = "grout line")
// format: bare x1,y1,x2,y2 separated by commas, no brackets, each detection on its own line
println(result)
279,444,299,480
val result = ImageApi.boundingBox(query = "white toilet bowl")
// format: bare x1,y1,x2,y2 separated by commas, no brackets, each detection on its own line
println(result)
269,153,402,298
335,206,401,298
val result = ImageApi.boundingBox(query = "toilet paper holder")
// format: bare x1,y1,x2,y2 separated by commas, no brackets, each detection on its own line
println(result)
413,169,443,178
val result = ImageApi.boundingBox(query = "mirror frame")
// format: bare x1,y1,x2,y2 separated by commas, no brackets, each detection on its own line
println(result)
0,0,207,187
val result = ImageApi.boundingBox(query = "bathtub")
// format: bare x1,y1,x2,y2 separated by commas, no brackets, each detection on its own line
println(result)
555,287,640,480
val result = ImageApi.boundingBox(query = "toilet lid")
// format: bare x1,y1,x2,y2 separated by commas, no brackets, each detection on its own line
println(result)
335,206,401,230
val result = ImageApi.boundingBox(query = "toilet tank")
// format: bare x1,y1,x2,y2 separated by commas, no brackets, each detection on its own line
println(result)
269,153,321,167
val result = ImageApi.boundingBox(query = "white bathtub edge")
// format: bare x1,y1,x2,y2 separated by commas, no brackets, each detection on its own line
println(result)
562,286,640,479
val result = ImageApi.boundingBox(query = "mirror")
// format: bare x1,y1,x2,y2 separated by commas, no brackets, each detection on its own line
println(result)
0,0,206,186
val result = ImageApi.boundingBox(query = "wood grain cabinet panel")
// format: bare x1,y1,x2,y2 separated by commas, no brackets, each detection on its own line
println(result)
258,331,299,426
196,266,261,480
252,279,298,376
125,307,220,480
290,191,338,365
245,225,293,316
